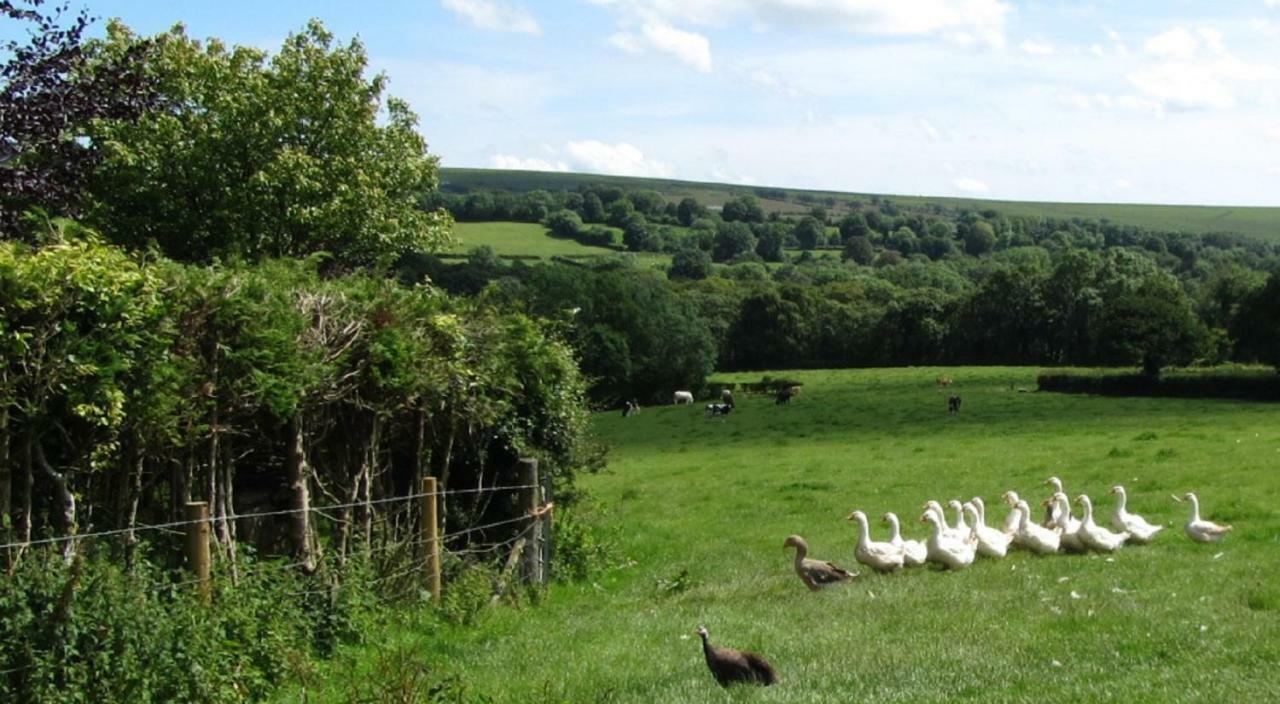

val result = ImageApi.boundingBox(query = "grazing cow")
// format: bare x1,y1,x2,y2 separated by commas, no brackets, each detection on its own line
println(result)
706,403,733,417
622,400,640,417
621,400,631,417
937,375,953,388
775,385,801,405
721,389,735,407
948,395,962,414
674,390,694,405
630,398,641,414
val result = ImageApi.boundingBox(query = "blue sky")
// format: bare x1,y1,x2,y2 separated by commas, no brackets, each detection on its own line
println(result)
54,1,1280,205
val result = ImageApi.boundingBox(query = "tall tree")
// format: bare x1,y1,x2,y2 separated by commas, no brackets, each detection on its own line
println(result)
86,20,451,264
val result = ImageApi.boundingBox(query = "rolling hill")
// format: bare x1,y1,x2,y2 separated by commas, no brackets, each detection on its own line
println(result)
441,168,1280,242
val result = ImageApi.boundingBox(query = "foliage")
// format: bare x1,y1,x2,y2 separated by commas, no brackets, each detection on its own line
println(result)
667,247,711,281
85,20,451,264
0,0,159,234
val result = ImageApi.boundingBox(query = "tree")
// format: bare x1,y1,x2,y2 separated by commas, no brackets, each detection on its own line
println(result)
838,212,869,243
581,191,605,223
841,236,874,265
86,20,451,264
963,221,997,256
1098,275,1209,377
795,216,825,250
545,209,583,238
721,195,764,223
753,222,787,262
1231,273,1280,368
622,213,654,251
676,196,704,226
0,1,160,234
668,247,712,280
713,221,757,262
886,226,919,255
628,189,665,217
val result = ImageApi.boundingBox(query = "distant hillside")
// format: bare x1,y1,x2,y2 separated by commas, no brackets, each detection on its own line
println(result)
440,168,1280,242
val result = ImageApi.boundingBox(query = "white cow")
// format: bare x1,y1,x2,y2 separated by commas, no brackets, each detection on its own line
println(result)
673,390,694,405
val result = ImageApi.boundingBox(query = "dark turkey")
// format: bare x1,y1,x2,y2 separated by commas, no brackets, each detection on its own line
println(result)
696,626,778,687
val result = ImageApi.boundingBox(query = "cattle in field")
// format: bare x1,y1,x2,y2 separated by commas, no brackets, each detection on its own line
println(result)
948,395,962,414
706,403,733,417
674,390,694,405
775,385,801,405
937,375,953,388
721,389,735,407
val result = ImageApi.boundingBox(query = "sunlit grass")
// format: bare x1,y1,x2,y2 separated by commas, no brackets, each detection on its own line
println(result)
292,367,1280,702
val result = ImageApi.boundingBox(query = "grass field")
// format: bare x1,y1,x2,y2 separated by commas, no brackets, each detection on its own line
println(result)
292,367,1280,702
443,168,1280,243
447,221,672,268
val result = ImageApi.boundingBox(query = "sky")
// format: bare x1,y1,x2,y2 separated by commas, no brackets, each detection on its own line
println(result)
37,1,1280,206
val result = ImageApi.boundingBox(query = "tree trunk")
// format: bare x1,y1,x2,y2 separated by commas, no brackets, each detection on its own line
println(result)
124,440,144,571
286,413,317,573
360,416,381,557
0,404,11,564
34,440,76,563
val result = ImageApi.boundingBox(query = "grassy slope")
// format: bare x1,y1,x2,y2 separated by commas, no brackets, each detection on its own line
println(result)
294,367,1280,702
447,221,672,268
442,168,1280,242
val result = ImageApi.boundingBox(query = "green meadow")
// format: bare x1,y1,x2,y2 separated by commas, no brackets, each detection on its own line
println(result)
295,367,1280,702
447,221,672,268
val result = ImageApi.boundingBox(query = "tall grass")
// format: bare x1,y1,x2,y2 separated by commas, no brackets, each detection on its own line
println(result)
290,367,1280,702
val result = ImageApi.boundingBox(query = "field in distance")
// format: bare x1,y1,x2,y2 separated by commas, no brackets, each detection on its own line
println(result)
446,221,672,268
442,168,1280,243
297,367,1280,702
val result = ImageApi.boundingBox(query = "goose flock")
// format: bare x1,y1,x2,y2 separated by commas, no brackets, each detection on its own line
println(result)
784,477,1234,583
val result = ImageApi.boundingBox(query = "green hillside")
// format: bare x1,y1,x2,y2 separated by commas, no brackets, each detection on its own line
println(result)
447,221,672,268
441,168,1280,242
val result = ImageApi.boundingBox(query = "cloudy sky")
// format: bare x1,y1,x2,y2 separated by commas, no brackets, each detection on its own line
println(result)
70,1,1280,205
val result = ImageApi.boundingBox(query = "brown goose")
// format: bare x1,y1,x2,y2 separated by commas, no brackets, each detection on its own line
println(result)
783,534,856,590
696,626,778,687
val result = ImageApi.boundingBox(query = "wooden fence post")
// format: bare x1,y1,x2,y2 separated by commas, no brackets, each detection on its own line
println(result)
517,458,542,585
423,476,441,603
184,501,210,602
541,469,554,583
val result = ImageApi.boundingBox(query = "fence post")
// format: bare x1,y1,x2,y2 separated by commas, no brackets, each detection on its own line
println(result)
540,469,554,584
517,458,542,585
423,477,441,603
184,501,210,602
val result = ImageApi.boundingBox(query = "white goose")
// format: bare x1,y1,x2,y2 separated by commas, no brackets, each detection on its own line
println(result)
963,502,1011,558
923,500,968,543
882,512,928,567
921,510,976,570
847,510,905,573
1109,485,1163,543
947,499,971,535
1174,492,1233,543
1015,499,1061,555
1043,476,1065,527
1000,490,1023,536
1075,495,1129,552
1048,492,1087,553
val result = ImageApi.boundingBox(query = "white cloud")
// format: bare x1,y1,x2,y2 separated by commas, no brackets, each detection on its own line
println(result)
1114,178,1133,189
1089,44,1105,57
489,154,569,171
610,20,712,72
566,140,673,177
591,0,1012,48
1144,27,1200,59
953,177,989,193
441,0,540,34
1020,39,1054,56
1267,0,1280,8
1127,27,1270,111
1265,125,1280,141
918,117,941,141
1267,166,1280,177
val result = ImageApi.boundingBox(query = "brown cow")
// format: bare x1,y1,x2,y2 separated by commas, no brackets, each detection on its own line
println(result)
937,376,953,388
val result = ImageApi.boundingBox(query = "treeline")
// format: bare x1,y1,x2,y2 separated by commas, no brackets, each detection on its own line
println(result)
411,242,1280,403
427,184,1280,272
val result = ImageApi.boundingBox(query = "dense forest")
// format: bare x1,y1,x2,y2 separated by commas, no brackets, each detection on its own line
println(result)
411,185,1280,403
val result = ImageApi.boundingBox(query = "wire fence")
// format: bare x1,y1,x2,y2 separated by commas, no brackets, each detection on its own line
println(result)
1,472,555,607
